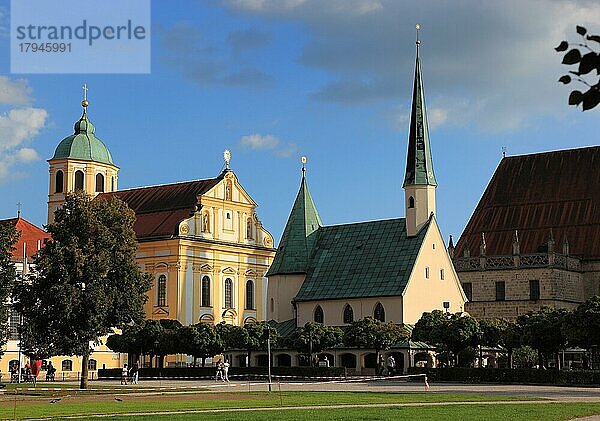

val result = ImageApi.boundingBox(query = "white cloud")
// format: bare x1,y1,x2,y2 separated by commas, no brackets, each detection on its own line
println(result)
0,77,33,105
221,0,600,132
241,133,280,149
0,107,48,182
239,133,299,158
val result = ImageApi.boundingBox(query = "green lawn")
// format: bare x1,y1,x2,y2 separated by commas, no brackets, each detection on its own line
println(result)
68,403,600,421
0,391,537,420
5,382,168,396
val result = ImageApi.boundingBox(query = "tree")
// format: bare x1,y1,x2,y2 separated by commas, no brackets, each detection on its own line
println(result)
243,321,279,367
178,323,222,367
556,25,600,110
565,296,600,368
0,222,19,352
14,191,153,389
518,307,570,369
479,318,521,368
286,322,343,361
412,310,479,367
344,317,408,372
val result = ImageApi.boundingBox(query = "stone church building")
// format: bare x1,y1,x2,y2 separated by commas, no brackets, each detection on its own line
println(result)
452,146,600,319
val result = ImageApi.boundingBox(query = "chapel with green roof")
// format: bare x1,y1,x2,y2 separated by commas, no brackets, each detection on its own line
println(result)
266,31,466,334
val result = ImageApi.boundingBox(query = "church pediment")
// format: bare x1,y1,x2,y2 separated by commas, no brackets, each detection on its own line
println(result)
222,266,237,275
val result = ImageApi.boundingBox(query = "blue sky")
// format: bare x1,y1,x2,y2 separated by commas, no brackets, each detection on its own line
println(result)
0,0,598,245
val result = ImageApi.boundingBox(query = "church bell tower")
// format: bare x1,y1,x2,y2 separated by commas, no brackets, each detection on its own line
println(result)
403,25,437,237
47,85,119,223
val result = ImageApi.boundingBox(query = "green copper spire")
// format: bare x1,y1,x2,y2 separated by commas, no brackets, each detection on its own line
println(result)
266,159,322,276
403,27,437,187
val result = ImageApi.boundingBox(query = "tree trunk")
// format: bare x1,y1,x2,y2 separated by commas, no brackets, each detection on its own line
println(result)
247,350,252,368
80,354,89,389
538,350,544,369
508,348,513,369
202,357,206,367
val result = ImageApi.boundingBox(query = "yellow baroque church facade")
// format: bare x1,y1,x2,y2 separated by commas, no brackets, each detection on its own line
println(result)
23,98,276,374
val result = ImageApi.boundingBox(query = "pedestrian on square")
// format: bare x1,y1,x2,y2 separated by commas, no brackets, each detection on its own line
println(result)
223,360,230,382
386,355,395,376
215,361,224,381
121,363,128,385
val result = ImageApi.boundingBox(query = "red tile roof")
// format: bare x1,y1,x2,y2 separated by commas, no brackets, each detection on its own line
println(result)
98,177,222,239
0,217,49,260
455,146,600,260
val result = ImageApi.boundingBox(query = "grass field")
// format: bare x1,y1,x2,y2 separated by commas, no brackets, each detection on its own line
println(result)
0,389,593,420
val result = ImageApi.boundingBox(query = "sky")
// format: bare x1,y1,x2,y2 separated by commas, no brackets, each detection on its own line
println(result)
0,0,598,246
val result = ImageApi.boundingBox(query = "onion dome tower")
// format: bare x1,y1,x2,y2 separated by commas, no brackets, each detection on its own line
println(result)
47,84,119,223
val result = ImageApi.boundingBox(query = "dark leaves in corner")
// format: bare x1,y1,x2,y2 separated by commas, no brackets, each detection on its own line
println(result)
555,41,569,52
568,90,583,105
558,75,571,84
562,49,582,65
576,26,587,36
582,89,600,111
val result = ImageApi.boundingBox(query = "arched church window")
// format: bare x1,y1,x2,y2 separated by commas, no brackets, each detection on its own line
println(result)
408,196,415,209
55,170,64,193
95,173,104,192
374,302,385,322
246,280,254,310
111,176,115,191
224,278,233,308
74,170,84,191
157,275,167,307
343,304,354,324
201,276,211,307
202,212,210,233
314,305,324,323
247,218,254,239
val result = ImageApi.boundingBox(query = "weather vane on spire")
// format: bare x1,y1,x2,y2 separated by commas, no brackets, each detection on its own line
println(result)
82,83,89,109
415,23,421,45
301,156,307,177
224,149,231,169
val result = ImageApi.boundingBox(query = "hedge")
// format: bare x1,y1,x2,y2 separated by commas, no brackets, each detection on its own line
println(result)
98,366,347,379
407,367,600,385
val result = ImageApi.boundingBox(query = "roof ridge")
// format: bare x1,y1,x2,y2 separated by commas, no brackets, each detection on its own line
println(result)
322,217,405,228
113,176,221,193
504,145,600,160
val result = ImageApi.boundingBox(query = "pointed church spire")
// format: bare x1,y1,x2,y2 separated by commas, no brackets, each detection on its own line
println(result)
403,24,437,188
266,157,322,276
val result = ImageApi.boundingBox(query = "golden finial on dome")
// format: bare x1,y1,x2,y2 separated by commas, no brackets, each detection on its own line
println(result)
82,83,89,108
224,149,231,169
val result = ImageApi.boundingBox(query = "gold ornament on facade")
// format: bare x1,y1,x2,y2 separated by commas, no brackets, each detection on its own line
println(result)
180,224,190,235
264,236,273,248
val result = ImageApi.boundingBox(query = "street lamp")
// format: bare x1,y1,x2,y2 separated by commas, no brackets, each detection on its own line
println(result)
477,331,484,368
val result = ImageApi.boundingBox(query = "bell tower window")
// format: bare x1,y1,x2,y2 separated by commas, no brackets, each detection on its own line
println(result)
74,170,84,191
95,173,104,192
55,170,64,193
408,196,415,209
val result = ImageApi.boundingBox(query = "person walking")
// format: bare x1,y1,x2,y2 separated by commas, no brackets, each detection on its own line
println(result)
215,361,224,381
223,360,230,382
130,362,139,385
30,358,42,386
121,363,128,385
386,355,395,376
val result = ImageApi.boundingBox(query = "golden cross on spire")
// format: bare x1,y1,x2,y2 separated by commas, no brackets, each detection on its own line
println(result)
82,83,89,109
16,202,22,218
224,149,231,169
301,156,307,177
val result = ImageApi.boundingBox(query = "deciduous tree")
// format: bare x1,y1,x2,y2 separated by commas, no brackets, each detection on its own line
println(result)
14,192,152,389
0,222,19,352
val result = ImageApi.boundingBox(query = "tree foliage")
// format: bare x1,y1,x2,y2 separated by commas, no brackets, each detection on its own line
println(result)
178,323,222,367
556,25,600,110
565,296,600,351
14,192,153,388
0,222,19,352
344,317,407,365
285,322,343,355
412,310,479,366
517,306,569,368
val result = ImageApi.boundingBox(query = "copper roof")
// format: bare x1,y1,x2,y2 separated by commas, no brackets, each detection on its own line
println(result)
0,217,49,260
455,146,600,260
98,177,222,239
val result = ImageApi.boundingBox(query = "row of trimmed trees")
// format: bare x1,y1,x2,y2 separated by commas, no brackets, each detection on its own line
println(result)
412,296,600,369
107,317,409,368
